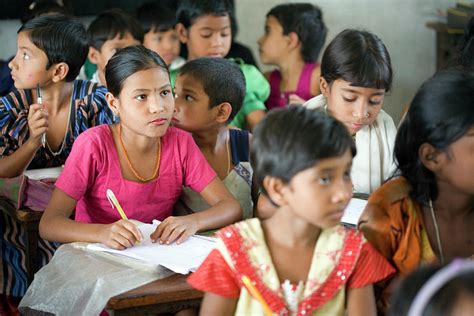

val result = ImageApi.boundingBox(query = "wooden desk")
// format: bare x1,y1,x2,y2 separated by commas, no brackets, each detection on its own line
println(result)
0,198,43,285
107,273,203,315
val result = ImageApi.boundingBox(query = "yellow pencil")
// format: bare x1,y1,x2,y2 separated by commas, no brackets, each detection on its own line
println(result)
106,189,128,220
241,275,273,316
106,189,140,244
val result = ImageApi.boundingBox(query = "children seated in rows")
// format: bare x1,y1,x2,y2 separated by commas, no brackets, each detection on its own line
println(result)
174,0,269,131
40,46,242,248
189,106,394,315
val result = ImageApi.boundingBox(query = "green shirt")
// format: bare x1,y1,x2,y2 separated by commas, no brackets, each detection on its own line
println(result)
170,58,269,130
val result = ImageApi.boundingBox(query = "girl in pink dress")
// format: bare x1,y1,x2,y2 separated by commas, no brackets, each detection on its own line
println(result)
39,46,242,249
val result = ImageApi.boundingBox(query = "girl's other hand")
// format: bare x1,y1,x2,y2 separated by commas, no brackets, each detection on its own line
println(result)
150,216,198,245
101,219,143,250
27,103,49,147
288,94,306,106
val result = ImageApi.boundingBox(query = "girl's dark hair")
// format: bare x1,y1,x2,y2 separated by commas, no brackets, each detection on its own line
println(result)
176,0,232,29
251,106,356,196
105,45,168,96
388,264,474,316
178,58,245,122
267,3,327,63
395,68,474,205
19,14,87,82
136,1,177,33
321,29,393,92
87,9,144,51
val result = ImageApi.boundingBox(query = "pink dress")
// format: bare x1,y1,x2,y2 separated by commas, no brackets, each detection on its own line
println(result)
265,63,319,110
55,125,217,224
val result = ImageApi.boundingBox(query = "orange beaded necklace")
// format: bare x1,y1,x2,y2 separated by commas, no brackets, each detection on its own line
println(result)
117,124,161,182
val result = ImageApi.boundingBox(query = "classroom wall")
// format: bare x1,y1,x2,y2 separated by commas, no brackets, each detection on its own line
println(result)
0,0,457,123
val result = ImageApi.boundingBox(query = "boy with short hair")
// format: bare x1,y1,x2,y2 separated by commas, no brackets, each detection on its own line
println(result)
136,1,185,70
175,0,269,131
84,8,143,85
0,14,113,310
173,57,256,220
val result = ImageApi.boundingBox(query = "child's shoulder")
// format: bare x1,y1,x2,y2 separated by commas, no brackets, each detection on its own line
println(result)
76,124,111,143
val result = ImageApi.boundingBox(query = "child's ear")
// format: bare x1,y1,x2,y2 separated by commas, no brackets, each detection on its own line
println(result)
51,62,69,83
263,176,287,207
320,77,330,97
106,92,120,116
88,47,101,65
288,32,300,51
419,143,444,172
215,102,232,123
176,23,188,44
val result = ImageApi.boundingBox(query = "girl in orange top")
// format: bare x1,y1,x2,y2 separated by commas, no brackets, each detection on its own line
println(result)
358,68,474,311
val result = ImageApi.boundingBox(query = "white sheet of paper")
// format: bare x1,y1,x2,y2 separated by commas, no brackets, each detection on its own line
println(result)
23,167,62,180
87,220,216,274
340,198,368,226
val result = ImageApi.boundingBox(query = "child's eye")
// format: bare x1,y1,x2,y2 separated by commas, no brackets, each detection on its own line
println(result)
22,52,30,60
200,32,212,39
318,176,331,185
161,89,171,97
369,100,382,106
221,31,231,37
185,95,194,102
342,97,356,102
344,170,352,180
135,94,147,101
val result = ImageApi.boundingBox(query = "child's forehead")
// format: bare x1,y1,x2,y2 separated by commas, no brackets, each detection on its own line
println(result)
17,31,42,51
190,14,231,28
177,73,205,91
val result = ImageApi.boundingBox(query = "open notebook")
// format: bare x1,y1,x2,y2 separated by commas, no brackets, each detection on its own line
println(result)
340,198,368,226
87,220,216,274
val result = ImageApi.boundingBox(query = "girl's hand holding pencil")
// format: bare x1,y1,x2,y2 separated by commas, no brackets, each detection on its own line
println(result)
103,189,143,249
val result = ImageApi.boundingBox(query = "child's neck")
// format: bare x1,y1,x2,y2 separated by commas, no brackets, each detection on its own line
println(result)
119,124,159,153
192,125,228,153
278,54,305,92
432,180,474,219
263,205,321,248
40,81,73,115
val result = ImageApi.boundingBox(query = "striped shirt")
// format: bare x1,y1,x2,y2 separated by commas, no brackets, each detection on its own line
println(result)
0,80,113,169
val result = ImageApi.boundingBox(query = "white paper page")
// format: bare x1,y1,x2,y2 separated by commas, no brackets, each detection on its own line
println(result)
340,198,368,226
87,221,216,274
24,167,62,180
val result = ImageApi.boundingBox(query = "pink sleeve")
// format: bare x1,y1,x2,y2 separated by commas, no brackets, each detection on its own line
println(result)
187,249,241,298
347,242,396,289
181,133,217,192
55,132,99,200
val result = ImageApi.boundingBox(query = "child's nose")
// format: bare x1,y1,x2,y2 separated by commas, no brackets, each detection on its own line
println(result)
8,57,17,70
352,103,369,120
332,181,352,205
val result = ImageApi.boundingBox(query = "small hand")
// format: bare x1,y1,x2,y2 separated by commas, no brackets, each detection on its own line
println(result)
27,103,49,147
150,216,198,245
288,94,306,105
101,219,143,250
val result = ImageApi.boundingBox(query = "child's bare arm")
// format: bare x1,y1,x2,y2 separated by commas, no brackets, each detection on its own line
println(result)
40,188,142,249
346,285,377,316
0,103,47,177
199,292,238,316
151,177,241,244
246,110,266,131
